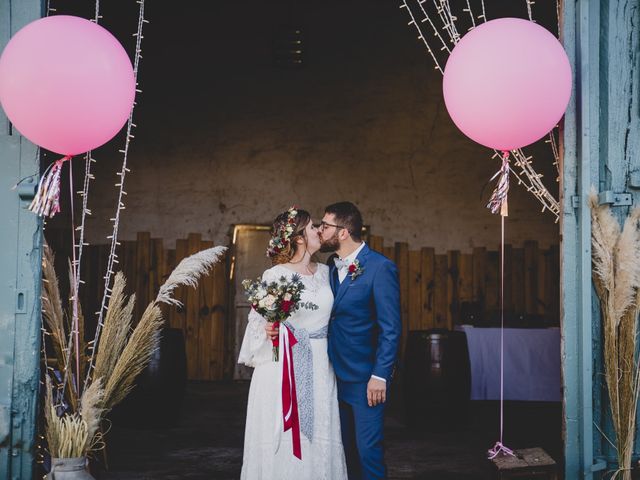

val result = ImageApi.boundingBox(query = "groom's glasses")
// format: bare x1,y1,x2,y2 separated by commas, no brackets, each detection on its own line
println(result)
318,221,346,231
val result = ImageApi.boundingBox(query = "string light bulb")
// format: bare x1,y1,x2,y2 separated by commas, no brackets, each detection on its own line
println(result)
399,0,561,221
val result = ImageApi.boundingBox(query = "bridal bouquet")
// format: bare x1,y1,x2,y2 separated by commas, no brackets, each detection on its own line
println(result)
242,273,318,361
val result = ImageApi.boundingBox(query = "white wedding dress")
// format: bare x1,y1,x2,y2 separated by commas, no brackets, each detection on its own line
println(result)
238,264,347,480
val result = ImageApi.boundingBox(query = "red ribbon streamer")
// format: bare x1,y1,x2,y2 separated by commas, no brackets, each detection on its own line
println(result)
281,326,301,459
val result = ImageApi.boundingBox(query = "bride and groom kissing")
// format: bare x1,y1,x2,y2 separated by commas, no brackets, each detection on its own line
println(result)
238,201,401,480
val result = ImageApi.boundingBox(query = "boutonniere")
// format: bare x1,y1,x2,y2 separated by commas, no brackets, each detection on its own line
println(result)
348,259,364,280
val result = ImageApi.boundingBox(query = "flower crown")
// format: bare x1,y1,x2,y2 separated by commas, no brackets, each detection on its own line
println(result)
266,206,299,258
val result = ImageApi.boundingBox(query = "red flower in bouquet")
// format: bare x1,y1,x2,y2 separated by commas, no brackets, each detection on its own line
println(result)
281,300,294,313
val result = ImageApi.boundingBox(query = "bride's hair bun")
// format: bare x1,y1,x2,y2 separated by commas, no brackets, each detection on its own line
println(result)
268,206,311,266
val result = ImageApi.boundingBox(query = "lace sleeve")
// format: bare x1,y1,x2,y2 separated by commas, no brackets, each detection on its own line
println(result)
238,308,273,367
237,268,276,367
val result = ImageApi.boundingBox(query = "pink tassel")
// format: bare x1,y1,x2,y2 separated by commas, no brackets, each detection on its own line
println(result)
29,156,71,217
487,151,510,217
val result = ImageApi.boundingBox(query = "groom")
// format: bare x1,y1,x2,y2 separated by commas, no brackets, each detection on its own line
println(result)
319,201,401,480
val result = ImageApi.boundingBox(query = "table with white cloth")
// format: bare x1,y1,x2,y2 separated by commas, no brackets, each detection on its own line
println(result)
458,325,561,402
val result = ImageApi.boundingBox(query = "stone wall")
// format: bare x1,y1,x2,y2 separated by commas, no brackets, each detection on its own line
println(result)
51,0,560,253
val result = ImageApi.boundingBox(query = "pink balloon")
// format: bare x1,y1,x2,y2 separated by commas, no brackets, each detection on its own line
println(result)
442,18,572,151
0,15,135,156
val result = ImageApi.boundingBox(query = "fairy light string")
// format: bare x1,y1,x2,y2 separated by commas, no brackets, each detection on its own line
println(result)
44,0,108,400
397,1,564,459
43,0,149,396
398,0,561,222
84,0,148,387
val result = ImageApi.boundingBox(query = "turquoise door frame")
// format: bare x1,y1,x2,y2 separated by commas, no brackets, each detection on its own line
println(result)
0,1,44,479
562,0,640,478
561,0,598,477
0,0,638,478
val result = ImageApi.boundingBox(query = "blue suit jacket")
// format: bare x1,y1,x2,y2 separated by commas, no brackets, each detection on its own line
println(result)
327,244,401,383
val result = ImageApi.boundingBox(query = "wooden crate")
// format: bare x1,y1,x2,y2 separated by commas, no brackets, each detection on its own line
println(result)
491,447,558,480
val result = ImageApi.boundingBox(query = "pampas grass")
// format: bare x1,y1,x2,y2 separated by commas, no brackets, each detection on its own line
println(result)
79,378,105,451
93,273,136,391
42,246,81,413
44,376,94,459
46,410,89,459
102,303,164,410
41,243,225,459
68,260,88,385
156,246,227,306
41,245,67,370
590,191,640,480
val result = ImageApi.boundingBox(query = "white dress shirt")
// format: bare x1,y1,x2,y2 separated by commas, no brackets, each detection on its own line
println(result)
335,242,386,384
337,242,366,283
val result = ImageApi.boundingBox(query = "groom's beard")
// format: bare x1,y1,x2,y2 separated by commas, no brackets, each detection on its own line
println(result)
319,234,340,253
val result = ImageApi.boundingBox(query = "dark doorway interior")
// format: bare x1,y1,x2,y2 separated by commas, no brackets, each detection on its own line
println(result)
41,0,563,478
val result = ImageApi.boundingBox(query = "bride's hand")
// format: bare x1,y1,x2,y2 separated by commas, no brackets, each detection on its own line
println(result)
264,322,279,339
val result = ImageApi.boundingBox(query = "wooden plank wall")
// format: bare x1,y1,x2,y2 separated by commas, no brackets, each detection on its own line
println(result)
65,230,558,380
368,235,560,357
78,232,228,381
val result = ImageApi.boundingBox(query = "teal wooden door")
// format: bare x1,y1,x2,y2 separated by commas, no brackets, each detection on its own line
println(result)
0,1,44,479
562,0,640,478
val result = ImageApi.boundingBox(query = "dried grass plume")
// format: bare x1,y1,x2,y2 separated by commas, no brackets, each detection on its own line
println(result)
156,246,227,306
41,243,226,460
590,191,640,480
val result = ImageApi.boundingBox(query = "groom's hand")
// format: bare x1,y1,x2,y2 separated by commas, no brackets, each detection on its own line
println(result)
367,377,386,407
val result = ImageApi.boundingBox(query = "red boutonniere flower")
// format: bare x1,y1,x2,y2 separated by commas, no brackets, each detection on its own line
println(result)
348,259,364,280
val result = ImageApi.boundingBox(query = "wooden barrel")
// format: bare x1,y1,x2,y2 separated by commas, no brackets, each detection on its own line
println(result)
404,329,471,430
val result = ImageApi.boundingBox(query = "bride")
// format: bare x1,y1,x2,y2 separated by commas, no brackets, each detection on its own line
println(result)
238,206,347,480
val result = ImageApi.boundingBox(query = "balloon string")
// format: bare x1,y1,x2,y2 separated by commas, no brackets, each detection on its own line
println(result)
486,151,514,459
68,157,81,395
487,207,514,460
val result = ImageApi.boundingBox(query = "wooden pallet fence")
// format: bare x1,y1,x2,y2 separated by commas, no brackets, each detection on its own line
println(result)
78,233,228,381
60,228,557,381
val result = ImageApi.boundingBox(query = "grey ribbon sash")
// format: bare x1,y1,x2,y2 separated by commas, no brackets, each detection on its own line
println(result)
283,322,328,443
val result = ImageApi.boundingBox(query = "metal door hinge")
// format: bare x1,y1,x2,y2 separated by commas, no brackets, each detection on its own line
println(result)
598,191,633,206
571,195,580,209
591,459,607,472
16,178,37,202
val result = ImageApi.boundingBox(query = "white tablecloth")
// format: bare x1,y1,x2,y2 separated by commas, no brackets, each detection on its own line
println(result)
458,326,561,402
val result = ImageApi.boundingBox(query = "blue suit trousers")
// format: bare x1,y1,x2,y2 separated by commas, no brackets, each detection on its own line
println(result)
338,380,386,480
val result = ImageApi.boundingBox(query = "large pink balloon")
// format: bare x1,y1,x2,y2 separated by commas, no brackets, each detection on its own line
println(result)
0,15,135,155
443,18,572,151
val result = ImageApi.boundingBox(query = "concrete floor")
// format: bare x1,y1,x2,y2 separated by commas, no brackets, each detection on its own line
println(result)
98,382,562,480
